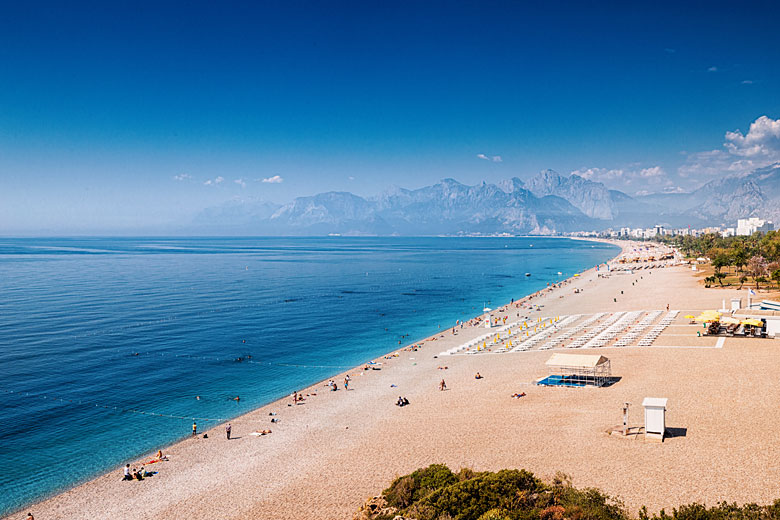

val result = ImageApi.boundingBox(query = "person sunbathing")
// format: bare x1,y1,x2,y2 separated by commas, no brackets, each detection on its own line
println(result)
154,450,169,461
475,372,483,379
253,429,272,435
511,392,526,399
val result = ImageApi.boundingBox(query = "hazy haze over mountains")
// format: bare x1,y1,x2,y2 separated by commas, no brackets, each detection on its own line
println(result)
193,163,780,235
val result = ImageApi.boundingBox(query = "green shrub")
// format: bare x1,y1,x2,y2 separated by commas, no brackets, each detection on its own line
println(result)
375,464,780,520
411,468,544,520
384,464,458,509
478,509,511,520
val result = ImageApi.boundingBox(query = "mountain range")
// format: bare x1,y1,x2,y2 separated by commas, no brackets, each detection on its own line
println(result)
193,163,780,235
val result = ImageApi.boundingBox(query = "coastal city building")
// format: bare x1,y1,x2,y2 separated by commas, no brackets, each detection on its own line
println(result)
578,217,775,240
736,218,774,236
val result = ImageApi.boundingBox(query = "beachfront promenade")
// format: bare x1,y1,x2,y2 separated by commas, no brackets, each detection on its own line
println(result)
14,242,780,520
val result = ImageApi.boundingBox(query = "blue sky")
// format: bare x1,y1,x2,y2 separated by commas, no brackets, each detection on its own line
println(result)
1,1,779,233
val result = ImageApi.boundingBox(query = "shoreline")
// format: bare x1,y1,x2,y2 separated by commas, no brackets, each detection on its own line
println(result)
6,238,632,519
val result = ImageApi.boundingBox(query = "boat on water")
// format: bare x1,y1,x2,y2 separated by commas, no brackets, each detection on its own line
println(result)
525,273,531,277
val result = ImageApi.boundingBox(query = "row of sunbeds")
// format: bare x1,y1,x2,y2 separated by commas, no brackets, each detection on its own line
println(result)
637,310,679,346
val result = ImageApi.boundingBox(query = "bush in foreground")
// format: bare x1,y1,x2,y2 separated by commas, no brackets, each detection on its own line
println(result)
358,465,780,520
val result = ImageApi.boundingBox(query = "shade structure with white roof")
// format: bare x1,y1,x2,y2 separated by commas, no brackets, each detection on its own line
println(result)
542,353,612,387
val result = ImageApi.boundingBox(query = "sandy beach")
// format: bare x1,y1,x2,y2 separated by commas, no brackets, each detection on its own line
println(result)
12,240,780,520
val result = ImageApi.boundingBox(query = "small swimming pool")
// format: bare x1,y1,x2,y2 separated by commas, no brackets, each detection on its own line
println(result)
537,375,588,387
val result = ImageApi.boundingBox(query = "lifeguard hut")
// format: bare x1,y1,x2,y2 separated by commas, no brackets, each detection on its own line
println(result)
642,397,668,442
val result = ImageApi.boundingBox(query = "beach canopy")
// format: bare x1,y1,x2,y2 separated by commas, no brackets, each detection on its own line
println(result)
741,318,763,326
545,353,609,369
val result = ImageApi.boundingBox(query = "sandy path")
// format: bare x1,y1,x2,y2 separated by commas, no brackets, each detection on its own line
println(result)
14,241,780,520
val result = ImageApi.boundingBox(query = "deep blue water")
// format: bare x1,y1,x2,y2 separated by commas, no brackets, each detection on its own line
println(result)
0,236,618,515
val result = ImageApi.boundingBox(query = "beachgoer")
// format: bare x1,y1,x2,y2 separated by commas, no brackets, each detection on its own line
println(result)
133,468,143,480
475,372,482,379
156,450,163,459
439,379,446,391
293,391,298,405
344,377,349,390
192,421,197,436
27,514,34,520
226,423,232,440
396,396,404,406
123,464,132,481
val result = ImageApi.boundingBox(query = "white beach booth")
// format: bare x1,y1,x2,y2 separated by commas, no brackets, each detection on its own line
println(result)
642,397,668,441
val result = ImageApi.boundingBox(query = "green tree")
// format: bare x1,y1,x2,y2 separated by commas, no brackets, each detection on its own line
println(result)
748,255,768,289
772,269,780,289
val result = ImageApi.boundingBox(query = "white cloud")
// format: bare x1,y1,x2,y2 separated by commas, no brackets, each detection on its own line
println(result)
664,48,676,53
572,165,670,189
204,176,225,186
173,173,192,181
639,166,665,178
261,175,284,184
742,80,754,84
234,178,246,188
678,115,780,181
724,116,780,159
708,66,718,72
348,176,355,181
572,167,625,181
476,153,502,162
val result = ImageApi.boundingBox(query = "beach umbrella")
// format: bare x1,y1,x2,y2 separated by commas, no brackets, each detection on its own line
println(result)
720,317,740,325
684,315,695,319
694,315,718,322
483,307,492,312
741,318,763,326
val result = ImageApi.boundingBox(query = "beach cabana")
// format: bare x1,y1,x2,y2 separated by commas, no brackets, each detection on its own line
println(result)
539,353,612,387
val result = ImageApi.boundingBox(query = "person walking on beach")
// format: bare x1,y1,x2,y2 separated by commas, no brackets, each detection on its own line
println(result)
225,423,232,440
344,376,350,390
439,379,447,391
192,421,197,436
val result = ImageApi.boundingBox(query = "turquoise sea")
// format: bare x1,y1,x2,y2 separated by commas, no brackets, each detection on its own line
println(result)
0,236,619,515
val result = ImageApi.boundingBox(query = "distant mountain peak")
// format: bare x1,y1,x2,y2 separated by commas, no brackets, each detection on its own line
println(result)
525,169,616,219
192,163,780,235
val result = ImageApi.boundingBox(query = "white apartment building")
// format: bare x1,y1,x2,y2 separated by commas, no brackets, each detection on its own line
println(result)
736,218,773,236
